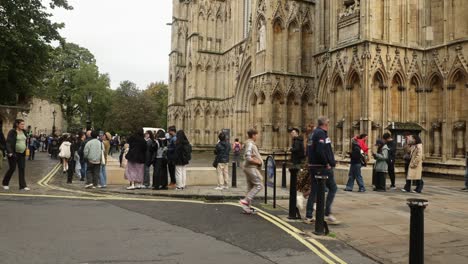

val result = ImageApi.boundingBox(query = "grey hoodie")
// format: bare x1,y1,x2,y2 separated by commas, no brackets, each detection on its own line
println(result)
84,138,103,164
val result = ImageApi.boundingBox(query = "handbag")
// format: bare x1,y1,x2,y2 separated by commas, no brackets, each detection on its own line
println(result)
101,143,106,165
212,157,218,168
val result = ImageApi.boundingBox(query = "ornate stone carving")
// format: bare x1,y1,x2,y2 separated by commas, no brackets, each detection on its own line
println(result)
431,122,442,130
371,121,381,130
454,121,466,130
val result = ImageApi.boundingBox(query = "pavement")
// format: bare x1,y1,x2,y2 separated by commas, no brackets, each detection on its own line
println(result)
1,151,468,264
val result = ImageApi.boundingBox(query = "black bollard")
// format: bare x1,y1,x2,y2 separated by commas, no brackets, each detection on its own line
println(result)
314,173,328,236
288,168,301,219
264,159,268,204
407,198,428,264
273,159,277,208
281,160,287,188
231,161,237,188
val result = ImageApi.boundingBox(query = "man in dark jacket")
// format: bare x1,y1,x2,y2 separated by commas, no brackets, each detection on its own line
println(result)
290,128,305,168
214,132,231,190
383,133,396,189
304,116,339,225
344,137,366,192
166,126,177,187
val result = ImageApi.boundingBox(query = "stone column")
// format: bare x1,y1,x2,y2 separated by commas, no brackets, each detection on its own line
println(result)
454,121,466,158
431,122,442,157
336,120,344,155
371,121,381,161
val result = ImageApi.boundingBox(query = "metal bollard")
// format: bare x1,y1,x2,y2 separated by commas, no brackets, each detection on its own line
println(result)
281,160,287,188
264,159,268,204
314,173,329,235
288,168,301,219
407,198,428,264
231,161,237,188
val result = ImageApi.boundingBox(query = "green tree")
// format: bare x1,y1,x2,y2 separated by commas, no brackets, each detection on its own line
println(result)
106,81,168,135
39,43,112,131
144,82,168,129
0,0,72,105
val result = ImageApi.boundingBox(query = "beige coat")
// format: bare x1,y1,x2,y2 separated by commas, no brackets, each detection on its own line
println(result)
407,143,423,180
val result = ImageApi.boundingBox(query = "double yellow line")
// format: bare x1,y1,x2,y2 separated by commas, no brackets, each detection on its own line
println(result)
32,165,347,263
37,163,61,187
37,163,107,197
225,202,347,264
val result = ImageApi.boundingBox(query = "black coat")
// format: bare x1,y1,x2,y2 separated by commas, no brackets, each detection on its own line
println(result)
290,136,305,165
174,142,192,165
215,141,231,163
386,140,396,161
0,130,6,153
350,140,362,164
126,136,147,164
5,129,27,155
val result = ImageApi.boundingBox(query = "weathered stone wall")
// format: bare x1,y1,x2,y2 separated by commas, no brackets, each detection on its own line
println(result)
0,98,63,136
168,0,468,175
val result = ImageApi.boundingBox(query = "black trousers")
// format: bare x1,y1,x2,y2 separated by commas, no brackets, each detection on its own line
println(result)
153,158,168,188
67,159,76,183
374,172,386,191
387,159,395,186
2,153,27,189
86,163,100,186
403,179,424,193
168,161,176,184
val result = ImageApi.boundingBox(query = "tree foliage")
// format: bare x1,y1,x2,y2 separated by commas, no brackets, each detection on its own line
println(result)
0,0,72,105
38,42,112,131
107,81,168,135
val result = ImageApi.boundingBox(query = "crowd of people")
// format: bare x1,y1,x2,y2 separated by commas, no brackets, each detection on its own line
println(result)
1,117,467,222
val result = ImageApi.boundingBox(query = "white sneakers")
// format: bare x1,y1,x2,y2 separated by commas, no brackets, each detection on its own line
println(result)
2,186,30,191
303,217,316,224
325,215,340,225
214,186,223,190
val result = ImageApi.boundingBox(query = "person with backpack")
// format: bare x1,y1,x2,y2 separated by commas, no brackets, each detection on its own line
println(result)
232,138,242,167
214,132,231,190
152,130,168,190
344,135,366,192
174,130,191,190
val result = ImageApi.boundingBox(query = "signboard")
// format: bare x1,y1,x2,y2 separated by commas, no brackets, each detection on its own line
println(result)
266,156,276,187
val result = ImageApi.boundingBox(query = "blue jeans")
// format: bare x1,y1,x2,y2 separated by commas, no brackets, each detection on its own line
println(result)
345,163,365,191
306,168,338,218
99,164,107,186
80,161,87,179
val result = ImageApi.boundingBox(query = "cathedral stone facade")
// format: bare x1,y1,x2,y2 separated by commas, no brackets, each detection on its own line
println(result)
168,0,468,176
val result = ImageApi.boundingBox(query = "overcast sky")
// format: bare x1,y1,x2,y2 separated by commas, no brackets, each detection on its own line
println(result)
49,0,172,90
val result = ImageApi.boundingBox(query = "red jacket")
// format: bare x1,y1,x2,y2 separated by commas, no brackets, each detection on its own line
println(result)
354,136,369,154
